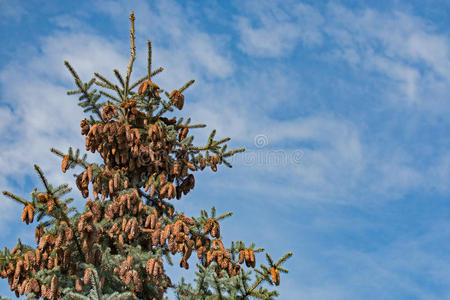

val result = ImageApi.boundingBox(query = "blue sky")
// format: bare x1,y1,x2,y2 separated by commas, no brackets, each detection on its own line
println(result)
1,0,450,299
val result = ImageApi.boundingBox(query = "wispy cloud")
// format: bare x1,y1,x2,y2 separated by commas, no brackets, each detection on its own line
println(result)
233,1,323,57
234,1,450,111
323,3,450,110
1,1,450,299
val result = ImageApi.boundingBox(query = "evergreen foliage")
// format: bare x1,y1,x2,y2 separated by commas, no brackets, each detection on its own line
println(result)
0,12,292,299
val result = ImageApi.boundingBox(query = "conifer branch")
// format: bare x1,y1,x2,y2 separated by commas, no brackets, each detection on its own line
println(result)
64,61,105,123
194,264,208,295
67,89,81,95
176,123,207,129
1,191,28,205
99,90,121,103
94,72,116,90
52,183,70,195
34,164,51,193
125,11,136,98
50,148,89,169
215,212,232,221
147,40,152,80
223,148,246,157
154,99,173,118
113,84,124,102
247,252,293,294
114,69,125,89
179,79,195,93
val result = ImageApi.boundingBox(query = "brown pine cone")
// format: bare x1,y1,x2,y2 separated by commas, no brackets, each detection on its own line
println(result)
37,193,47,203
199,157,206,170
101,104,118,121
238,250,245,264
172,161,181,176
169,90,184,110
50,275,58,298
179,127,189,141
197,246,205,259
61,155,69,173
210,155,218,172
250,250,256,268
87,165,93,182
118,234,124,248
204,219,213,235
244,248,250,266
146,258,155,277
211,221,220,238
152,229,161,246
75,278,83,292
21,204,32,224
138,80,160,96
83,268,92,285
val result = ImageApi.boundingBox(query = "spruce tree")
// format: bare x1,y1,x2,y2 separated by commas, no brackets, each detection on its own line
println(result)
0,12,292,300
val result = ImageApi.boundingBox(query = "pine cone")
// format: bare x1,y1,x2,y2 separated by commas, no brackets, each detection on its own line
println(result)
172,161,181,176
138,80,160,97
150,214,156,229
210,155,218,172
145,258,155,276
83,268,92,285
180,257,189,269
50,275,58,298
75,278,83,292
61,155,69,173
169,90,184,110
118,234,124,248
249,249,256,268
152,229,161,246
199,157,206,170
21,204,34,224
204,219,213,235
179,127,189,142
211,221,220,238
37,193,47,203
270,266,279,285
238,250,245,264
101,104,118,121
87,165,93,182
244,248,251,266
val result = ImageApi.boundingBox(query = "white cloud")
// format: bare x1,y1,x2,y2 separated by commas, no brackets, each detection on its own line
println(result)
323,4,450,110
234,1,323,57
29,32,128,82
368,55,420,102
235,16,302,57
234,1,450,110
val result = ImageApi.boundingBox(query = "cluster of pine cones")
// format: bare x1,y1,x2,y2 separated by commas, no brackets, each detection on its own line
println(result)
0,215,76,298
0,81,248,299
76,91,208,205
